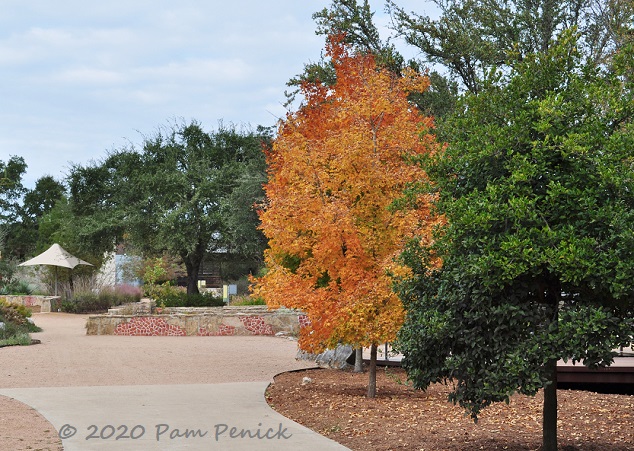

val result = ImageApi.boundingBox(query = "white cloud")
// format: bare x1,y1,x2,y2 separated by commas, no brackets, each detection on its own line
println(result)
53,67,126,85
139,58,253,84
1,1,429,188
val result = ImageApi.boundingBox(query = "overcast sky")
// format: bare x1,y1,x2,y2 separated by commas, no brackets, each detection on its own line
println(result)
1,1,426,188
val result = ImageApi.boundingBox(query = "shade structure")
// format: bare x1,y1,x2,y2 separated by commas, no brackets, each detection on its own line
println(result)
19,243,93,295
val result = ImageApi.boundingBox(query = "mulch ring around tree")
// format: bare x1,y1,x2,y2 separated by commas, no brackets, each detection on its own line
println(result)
265,367,634,451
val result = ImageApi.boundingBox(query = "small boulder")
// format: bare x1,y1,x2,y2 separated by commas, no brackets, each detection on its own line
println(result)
296,344,353,370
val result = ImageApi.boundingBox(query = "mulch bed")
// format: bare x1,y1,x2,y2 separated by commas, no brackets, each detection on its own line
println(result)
266,367,634,450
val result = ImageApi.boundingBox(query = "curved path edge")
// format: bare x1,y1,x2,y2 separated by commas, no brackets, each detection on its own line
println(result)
0,383,348,450
0,313,349,450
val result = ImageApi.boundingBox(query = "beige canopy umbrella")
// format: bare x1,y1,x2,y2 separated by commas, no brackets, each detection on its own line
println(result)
19,243,93,295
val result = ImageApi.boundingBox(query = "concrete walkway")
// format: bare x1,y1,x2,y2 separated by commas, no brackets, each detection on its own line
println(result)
0,313,349,450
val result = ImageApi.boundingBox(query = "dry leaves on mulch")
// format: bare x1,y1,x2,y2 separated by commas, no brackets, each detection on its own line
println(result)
266,367,634,451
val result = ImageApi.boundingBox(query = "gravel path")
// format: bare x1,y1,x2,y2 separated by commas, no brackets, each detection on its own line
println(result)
0,312,315,450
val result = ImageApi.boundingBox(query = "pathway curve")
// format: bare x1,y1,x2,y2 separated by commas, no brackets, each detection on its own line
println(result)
0,313,349,450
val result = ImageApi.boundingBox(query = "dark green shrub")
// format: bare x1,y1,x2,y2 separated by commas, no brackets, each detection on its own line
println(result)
160,291,224,308
150,283,182,308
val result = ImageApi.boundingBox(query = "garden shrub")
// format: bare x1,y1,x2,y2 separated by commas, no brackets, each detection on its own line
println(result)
0,300,41,345
0,299,33,324
0,332,32,346
114,284,143,304
157,289,224,308
150,283,184,307
62,293,112,314
0,279,32,295
230,295,266,306
0,320,23,341
0,258,32,295
61,284,143,314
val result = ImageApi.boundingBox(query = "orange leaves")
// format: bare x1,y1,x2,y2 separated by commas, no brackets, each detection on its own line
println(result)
253,38,438,353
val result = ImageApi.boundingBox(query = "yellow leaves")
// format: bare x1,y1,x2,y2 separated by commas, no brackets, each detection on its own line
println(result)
400,67,432,96
254,38,439,352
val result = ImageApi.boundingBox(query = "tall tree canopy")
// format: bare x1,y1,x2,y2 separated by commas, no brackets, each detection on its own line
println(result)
6,175,66,259
0,156,27,226
0,158,65,260
313,0,406,74
68,120,270,294
291,0,458,119
396,31,634,451
254,37,439,396
288,0,391,90
389,0,634,94
295,1,633,120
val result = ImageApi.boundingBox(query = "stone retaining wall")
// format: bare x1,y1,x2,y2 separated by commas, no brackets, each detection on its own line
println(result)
0,295,61,313
86,306,310,337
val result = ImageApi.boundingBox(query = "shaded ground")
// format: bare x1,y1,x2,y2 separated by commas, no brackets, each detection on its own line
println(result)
266,367,634,451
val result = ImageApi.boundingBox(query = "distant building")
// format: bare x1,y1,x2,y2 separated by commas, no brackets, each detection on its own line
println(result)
96,245,141,288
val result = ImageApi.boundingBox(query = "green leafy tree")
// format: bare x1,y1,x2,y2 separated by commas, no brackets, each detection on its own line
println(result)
68,120,270,294
6,176,66,259
289,1,458,118
389,0,634,94
288,0,387,93
65,160,127,265
0,156,27,225
21,176,66,223
396,31,634,451
37,197,79,252
219,125,271,268
312,0,406,74
218,172,266,274
36,196,102,269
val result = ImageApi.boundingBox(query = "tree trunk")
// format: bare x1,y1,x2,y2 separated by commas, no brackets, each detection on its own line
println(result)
354,348,364,373
539,0,557,52
367,344,377,398
186,267,200,295
542,358,558,451
182,254,202,295
542,282,561,451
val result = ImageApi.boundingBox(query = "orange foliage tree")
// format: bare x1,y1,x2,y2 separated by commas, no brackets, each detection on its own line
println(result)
253,37,438,396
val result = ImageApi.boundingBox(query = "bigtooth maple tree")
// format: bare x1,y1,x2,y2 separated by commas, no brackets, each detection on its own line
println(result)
253,36,439,397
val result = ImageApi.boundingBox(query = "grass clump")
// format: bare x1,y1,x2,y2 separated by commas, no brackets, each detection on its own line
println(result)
61,284,143,314
229,295,266,306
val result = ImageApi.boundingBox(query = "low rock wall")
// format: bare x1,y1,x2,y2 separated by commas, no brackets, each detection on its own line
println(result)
107,299,153,315
86,306,310,337
0,295,61,313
